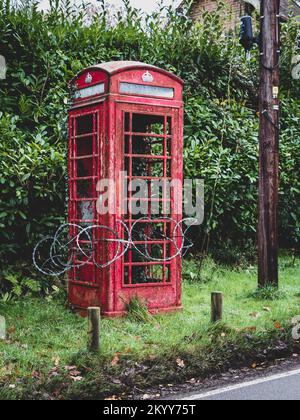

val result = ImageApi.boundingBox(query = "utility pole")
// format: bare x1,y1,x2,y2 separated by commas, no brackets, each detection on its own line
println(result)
258,0,280,288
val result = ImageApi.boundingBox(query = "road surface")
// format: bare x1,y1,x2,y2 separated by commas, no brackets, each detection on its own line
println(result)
179,368,300,400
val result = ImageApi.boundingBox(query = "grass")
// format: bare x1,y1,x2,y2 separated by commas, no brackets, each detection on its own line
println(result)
0,256,300,399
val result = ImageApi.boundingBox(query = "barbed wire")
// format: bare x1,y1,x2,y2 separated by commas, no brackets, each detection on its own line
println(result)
33,217,198,277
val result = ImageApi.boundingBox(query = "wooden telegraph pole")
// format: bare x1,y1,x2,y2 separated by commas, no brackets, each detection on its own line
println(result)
258,0,280,288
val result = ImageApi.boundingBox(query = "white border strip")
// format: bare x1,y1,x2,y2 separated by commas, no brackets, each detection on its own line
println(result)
74,83,105,99
120,82,174,98
180,367,300,400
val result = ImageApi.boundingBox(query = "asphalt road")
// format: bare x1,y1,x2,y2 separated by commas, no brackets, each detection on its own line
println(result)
180,368,300,400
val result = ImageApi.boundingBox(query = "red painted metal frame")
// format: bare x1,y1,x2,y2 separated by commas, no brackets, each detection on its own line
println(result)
68,62,184,316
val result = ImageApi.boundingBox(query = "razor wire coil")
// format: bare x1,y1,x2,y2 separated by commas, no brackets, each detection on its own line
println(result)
33,217,198,277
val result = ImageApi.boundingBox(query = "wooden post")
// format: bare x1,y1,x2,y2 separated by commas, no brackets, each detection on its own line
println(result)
211,292,223,323
258,0,280,288
88,307,100,353
0,316,5,340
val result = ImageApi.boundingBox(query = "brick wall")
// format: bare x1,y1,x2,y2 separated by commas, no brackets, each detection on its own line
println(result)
190,0,246,30
188,0,300,27
280,0,300,20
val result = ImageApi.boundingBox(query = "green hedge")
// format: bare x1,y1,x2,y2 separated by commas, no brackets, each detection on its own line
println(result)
0,0,299,263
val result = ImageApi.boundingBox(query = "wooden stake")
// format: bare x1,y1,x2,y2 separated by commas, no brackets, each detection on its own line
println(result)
88,307,100,353
211,292,223,323
258,0,280,288
0,316,5,340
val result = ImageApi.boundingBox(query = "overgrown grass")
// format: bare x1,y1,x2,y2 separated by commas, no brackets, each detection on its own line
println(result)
0,257,300,399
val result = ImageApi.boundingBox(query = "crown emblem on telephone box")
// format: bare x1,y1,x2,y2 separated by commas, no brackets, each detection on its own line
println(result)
142,71,154,83
85,73,93,84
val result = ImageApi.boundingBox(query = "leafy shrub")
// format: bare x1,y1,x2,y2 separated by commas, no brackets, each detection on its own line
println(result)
0,263,62,301
0,0,299,271
0,112,66,261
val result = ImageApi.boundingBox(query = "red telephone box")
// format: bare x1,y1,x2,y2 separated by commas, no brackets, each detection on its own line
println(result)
68,61,184,316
